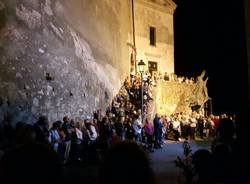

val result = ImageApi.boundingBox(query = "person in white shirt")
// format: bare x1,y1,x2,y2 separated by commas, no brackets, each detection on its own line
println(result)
173,119,181,133
86,120,98,144
49,121,61,153
132,115,142,144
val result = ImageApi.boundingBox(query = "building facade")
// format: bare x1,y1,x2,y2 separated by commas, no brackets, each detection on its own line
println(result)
0,0,176,123
131,0,176,75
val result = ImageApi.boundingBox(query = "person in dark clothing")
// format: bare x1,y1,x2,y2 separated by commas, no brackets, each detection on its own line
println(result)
197,117,204,139
98,141,155,184
124,117,134,140
61,116,74,164
0,143,63,184
15,123,36,145
114,116,125,141
99,116,112,153
192,149,213,184
210,117,239,184
1,116,14,148
33,116,50,145
153,113,163,149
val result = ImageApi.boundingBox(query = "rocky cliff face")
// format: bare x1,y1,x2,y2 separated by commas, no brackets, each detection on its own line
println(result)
0,0,131,125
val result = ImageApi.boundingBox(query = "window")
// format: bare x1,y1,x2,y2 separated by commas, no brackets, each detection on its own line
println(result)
149,26,156,46
148,61,158,74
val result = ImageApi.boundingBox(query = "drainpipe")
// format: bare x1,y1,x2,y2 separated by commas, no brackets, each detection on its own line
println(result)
132,0,137,73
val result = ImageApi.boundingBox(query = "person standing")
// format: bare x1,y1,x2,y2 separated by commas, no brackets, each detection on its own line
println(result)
33,116,50,145
132,115,142,144
114,116,125,141
62,116,74,164
49,121,61,153
153,113,162,149
144,118,154,152
197,115,204,139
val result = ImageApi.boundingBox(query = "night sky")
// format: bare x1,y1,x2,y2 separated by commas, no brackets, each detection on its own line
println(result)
173,0,249,115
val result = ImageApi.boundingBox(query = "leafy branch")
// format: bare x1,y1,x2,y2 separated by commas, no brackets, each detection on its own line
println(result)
174,140,194,184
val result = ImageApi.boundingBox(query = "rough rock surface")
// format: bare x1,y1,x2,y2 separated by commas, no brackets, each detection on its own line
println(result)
0,0,130,126
156,82,195,115
156,77,209,115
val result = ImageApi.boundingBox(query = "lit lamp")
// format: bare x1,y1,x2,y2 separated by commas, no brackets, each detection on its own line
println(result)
138,59,146,125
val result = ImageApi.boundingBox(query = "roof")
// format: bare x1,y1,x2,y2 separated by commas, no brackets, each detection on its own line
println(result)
136,0,177,14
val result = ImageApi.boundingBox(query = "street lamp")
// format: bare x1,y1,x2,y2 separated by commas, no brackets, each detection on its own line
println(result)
138,59,146,125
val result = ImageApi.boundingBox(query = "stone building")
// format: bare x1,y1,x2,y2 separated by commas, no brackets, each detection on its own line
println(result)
131,0,176,75
0,0,176,124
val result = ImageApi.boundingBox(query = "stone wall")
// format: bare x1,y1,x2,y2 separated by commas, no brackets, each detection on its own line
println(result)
0,0,132,126
134,0,176,74
155,81,195,115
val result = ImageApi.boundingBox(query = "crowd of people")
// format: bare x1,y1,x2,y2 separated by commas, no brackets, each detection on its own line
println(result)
176,115,240,184
0,111,239,184
152,71,195,84
162,112,237,141
0,72,240,184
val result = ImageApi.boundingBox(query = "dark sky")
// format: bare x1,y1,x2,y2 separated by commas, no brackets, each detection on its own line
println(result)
173,0,249,115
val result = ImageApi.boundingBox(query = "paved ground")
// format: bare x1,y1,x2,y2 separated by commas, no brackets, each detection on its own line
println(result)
63,139,211,184
150,139,211,184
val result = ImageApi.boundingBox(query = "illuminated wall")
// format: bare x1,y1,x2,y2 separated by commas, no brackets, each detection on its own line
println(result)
133,0,176,74
0,0,132,124
0,0,177,125
155,81,194,115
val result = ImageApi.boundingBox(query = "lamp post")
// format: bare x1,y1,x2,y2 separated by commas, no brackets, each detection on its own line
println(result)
138,59,146,125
